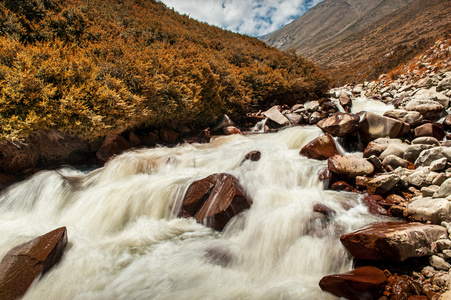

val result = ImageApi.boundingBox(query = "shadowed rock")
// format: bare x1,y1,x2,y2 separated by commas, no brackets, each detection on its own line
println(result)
340,222,446,262
96,134,130,163
319,266,387,300
0,227,68,300
181,173,252,231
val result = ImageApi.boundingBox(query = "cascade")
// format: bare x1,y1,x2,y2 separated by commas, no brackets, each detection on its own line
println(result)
0,125,388,299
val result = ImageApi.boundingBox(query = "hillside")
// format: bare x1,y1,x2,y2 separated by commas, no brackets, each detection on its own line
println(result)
0,0,329,142
264,0,451,84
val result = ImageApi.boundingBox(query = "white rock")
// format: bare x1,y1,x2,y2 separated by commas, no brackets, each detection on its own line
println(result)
430,255,451,271
406,197,451,224
434,178,451,198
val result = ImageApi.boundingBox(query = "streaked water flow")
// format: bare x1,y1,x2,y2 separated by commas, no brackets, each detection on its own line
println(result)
0,126,386,299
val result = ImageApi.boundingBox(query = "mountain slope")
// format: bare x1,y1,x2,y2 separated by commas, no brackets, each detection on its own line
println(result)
0,0,329,142
264,0,416,54
264,0,451,84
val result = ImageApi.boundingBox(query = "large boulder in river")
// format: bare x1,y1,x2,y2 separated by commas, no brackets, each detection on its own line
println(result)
328,155,374,178
181,173,252,231
316,112,359,137
340,222,446,262
263,105,290,126
0,227,68,300
319,266,387,300
300,133,340,160
358,112,410,143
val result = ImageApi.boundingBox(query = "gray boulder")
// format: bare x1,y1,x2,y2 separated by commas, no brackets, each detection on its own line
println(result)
406,197,451,224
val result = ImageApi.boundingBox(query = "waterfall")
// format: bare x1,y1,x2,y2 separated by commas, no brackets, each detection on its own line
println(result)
0,126,386,300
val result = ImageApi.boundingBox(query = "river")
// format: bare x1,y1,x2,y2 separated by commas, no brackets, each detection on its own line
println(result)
0,102,392,299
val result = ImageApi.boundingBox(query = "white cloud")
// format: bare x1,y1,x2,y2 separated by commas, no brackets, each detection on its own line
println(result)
159,0,324,37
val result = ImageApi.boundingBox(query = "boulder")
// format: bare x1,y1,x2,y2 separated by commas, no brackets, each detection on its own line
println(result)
96,134,130,163
404,144,433,162
414,147,446,168
0,227,68,300
328,155,374,178
358,112,410,143
406,198,451,224
433,178,451,198
379,143,410,160
339,92,352,107
316,112,359,137
313,203,336,218
363,141,389,158
340,222,446,262
284,113,302,125
181,173,252,231
411,136,440,146
382,155,409,169
366,174,400,195
299,134,340,160
241,151,261,163
414,123,446,141
404,99,445,121
412,88,449,109
319,266,387,300
383,109,423,126
263,105,290,126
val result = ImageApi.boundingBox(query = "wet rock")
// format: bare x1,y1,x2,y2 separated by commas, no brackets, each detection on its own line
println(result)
328,155,375,178
384,274,421,300
414,123,446,141
362,195,391,216
223,126,241,135
319,266,387,300
340,222,446,262
313,203,336,218
406,198,451,224
96,134,130,163
429,255,451,271
0,227,68,300
366,174,400,195
263,105,290,126
300,133,340,160
181,173,252,231
330,181,354,191
316,112,359,137
241,151,261,163
383,109,423,127
358,112,410,143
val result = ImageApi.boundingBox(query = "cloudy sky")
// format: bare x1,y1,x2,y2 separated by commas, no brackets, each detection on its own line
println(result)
159,0,324,37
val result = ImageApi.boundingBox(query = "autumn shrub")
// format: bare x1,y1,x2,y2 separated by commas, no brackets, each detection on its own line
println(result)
0,0,329,144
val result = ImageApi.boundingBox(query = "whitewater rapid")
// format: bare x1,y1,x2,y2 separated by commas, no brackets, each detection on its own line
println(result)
0,126,387,299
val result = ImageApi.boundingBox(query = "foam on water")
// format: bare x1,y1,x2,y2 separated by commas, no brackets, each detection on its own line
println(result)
0,126,388,299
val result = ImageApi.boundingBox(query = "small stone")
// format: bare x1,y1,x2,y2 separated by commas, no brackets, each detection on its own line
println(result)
437,239,451,251
422,266,436,278
432,173,447,186
442,250,451,259
421,186,440,197
430,157,448,172
429,255,451,271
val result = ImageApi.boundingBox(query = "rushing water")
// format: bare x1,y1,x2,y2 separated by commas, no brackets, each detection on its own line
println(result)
0,126,386,300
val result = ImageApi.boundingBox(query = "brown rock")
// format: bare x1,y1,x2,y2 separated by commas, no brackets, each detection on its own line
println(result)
340,222,446,262
330,181,354,191
223,126,242,135
363,141,389,158
0,227,68,300
362,195,391,217
141,132,160,146
96,134,130,163
181,173,252,231
319,266,387,300
128,131,141,147
358,112,410,143
316,112,360,137
242,151,261,163
328,155,375,178
414,123,446,141
159,128,180,144
300,133,340,160
384,274,420,300
313,203,336,218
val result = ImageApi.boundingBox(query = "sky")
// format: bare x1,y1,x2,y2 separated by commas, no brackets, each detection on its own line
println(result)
158,0,324,37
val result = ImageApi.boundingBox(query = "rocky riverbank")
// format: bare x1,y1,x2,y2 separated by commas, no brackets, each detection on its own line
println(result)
1,64,451,299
